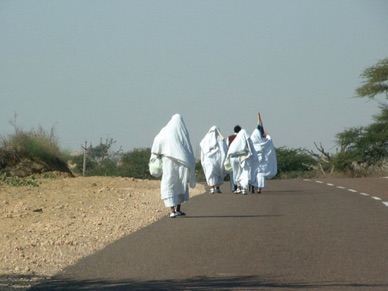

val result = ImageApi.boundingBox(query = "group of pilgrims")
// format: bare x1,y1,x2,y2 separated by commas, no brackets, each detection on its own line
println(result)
150,113,278,218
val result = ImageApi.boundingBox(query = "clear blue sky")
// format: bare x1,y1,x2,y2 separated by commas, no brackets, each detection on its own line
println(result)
1,0,387,156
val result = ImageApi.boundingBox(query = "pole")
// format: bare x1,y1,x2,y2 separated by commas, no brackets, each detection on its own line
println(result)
82,140,87,176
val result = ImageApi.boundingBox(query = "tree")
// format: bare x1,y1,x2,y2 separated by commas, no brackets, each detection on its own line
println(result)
356,57,388,99
334,105,388,176
305,142,335,176
333,58,388,176
334,126,366,173
88,138,122,164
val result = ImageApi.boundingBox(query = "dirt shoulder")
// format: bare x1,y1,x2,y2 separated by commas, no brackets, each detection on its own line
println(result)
0,176,206,290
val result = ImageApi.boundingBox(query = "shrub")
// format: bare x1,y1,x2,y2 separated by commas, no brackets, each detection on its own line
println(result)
2,126,64,165
118,148,153,179
276,146,316,178
0,172,40,187
1,124,72,176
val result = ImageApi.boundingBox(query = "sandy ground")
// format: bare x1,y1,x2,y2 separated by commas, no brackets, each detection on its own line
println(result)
0,175,206,290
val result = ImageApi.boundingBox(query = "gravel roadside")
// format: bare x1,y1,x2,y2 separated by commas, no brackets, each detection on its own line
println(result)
0,176,206,290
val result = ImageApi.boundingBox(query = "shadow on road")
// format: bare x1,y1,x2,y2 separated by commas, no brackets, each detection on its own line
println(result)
181,215,283,219
27,274,388,290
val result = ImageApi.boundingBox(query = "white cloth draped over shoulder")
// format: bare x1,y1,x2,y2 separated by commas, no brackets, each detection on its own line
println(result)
200,126,228,187
225,129,258,190
250,129,278,180
150,114,196,206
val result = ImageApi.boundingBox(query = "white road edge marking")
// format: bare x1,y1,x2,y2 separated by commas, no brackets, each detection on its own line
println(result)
305,179,387,208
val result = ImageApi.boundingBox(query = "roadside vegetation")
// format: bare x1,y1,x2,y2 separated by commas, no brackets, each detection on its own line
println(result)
1,58,387,185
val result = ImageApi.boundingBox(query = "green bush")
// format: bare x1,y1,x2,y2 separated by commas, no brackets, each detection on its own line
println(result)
276,146,316,178
86,159,117,176
118,148,152,179
118,149,205,181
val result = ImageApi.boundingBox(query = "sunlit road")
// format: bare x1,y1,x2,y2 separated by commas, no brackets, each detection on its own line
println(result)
31,178,388,290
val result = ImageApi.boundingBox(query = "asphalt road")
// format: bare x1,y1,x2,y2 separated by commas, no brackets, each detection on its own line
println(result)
31,178,388,290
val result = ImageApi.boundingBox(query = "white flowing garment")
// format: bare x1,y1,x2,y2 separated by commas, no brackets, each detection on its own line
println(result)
150,114,196,206
200,126,228,186
250,129,278,185
225,129,258,189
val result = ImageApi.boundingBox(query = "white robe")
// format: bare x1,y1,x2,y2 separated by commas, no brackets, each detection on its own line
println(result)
150,114,196,207
250,129,278,188
200,126,228,187
225,129,258,190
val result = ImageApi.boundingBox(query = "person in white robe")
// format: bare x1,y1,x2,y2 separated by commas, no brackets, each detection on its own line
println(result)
224,129,259,195
150,114,196,218
200,126,228,194
250,124,278,193
227,125,242,192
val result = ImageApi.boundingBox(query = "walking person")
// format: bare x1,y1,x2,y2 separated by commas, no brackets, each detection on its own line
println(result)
225,128,258,195
250,124,278,193
149,114,196,218
227,125,241,192
200,126,228,194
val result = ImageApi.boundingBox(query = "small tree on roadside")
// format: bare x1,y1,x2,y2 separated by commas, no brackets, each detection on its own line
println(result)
333,106,388,176
69,138,123,176
88,138,122,165
333,57,388,176
304,142,335,176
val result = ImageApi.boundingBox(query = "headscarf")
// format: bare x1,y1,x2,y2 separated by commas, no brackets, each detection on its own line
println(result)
200,126,225,156
151,114,196,183
200,126,228,184
251,127,270,152
227,129,256,160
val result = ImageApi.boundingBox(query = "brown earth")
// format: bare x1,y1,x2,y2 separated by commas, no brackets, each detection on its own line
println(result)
0,175,206,290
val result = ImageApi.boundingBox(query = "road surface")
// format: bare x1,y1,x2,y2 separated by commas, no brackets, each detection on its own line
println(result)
31,177,388,290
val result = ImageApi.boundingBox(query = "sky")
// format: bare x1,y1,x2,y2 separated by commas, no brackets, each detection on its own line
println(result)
1,0,387,157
